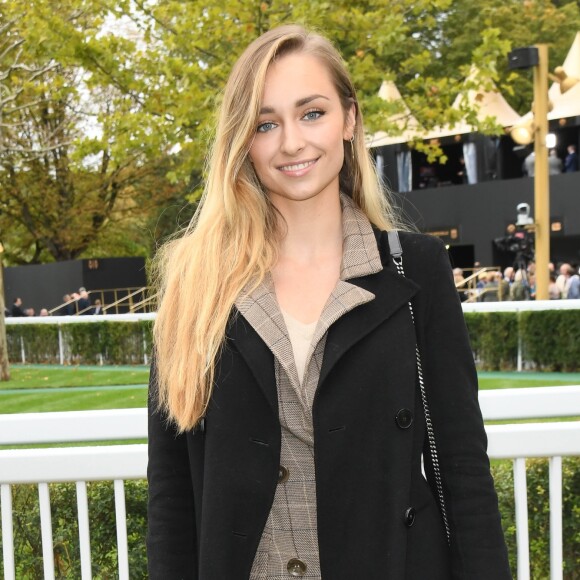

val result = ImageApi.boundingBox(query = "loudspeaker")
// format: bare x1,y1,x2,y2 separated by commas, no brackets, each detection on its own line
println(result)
508,47,539,70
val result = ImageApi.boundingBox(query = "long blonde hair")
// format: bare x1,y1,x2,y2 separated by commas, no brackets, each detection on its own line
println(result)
152,24,400,431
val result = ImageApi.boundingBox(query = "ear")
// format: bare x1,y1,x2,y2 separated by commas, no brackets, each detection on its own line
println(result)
343,102,356,141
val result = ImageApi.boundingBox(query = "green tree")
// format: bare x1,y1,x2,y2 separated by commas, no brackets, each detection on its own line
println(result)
0,4,182,263
2,0,579,263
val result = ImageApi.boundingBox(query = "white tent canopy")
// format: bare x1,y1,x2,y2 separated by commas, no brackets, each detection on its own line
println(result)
423,66,520,140
547,31,580,121
367,69,521,147
365,81,423,147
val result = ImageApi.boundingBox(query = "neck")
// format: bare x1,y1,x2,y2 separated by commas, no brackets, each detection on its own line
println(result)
273,192,343,265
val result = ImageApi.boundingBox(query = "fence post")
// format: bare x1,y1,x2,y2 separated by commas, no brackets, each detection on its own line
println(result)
20,336,25,364
549,456,563,580
1,483,15,580
143,328,148,366
514,457,530,580
58,325,64,366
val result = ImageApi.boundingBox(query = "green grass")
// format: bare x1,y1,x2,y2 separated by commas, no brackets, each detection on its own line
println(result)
478,376,579,390
0,365,578,415
0,387,147,414
0,364,150,390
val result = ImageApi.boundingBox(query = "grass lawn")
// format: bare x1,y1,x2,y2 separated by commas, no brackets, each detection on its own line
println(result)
478,373,580,390
0,386,147,414
0,365,578,415
1,364,150,390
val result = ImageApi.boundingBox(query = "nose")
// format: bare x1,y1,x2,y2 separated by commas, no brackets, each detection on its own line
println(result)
280,121,305,156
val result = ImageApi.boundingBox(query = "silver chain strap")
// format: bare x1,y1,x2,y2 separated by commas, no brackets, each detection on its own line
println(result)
390,247,451,546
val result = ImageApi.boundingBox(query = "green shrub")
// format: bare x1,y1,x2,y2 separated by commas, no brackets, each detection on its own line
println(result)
6,324,60,364
520,310,580,372
6,322,153,366
5,310,580,369
464,312,519,370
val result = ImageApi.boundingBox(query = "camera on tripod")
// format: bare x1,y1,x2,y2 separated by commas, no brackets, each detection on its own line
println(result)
493,203,535,266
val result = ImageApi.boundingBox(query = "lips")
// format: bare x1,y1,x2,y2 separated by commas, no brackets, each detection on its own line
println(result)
277,158,318,176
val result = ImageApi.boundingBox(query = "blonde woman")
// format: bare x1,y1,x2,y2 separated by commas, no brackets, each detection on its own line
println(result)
147,25,510,579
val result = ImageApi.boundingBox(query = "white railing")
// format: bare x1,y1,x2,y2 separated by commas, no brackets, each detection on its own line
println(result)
1,387,579,579
0,409,148,580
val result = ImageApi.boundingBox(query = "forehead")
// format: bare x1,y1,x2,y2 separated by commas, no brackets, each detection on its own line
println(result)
260,52,338,105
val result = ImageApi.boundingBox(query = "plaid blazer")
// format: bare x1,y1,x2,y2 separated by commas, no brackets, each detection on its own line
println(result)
235,195,382,578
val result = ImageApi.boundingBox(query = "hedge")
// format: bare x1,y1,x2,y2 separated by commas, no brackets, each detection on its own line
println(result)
462,310,580,371
1,458,578,578
6,322,153,366
6,310,579,370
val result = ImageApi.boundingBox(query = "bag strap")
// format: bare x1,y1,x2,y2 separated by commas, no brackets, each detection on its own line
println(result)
387,230,451,545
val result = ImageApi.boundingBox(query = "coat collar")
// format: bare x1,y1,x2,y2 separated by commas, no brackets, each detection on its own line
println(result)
229,198,419,412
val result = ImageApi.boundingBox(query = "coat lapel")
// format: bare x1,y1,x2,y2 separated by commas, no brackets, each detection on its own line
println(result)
226,310,278,414
317,253,419,388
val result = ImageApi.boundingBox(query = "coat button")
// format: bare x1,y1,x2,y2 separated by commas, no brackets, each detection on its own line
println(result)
287,558,307,576
278,466,289,484
395,408,413,429
404,506,416,527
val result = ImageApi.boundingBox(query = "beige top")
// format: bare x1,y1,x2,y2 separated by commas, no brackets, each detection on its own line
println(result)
235,194,383,579
281,309,318,385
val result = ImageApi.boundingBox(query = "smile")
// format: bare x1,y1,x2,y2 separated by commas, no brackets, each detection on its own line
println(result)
278,159,317,172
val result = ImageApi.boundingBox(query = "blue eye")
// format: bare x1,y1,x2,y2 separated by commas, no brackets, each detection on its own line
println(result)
303,110,324,121
257,121,276,133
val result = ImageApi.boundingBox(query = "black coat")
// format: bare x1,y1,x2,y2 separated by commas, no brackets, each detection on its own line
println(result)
147,231,511,579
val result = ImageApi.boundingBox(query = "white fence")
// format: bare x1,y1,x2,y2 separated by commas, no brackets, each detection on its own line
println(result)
1,387,579,579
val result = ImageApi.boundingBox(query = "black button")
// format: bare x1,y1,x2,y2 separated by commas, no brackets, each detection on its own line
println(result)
287,558,307,576
395,408,413,429
404,506,416,527
278,466,289,484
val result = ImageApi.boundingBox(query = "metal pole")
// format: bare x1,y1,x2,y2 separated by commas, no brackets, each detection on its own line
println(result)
533,44,550,300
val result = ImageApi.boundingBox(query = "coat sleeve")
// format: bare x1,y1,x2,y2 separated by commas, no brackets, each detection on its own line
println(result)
416,240,511,579
147,356,198,580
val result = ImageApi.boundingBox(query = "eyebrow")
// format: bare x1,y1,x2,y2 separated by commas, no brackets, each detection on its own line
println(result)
258,94,330,115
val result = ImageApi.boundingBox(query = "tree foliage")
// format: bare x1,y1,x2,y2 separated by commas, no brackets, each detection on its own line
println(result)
1,0,579,262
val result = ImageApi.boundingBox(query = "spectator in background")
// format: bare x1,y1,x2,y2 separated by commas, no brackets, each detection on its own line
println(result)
11,297,26,317
479,272,500,302
510,269,531,301
556,263,574,298
503,266,515,285
497,271,510,301
453,267,469,302
549,274,561,299
78,288,91,314
564,144,578,173
92,298,104,315
58,294,74,316
528,273,536,300
39,308,49,316
25,307,35,316
566,265,580,299
548,149,562,175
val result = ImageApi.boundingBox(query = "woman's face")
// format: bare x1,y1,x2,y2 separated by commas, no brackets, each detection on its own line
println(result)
249,52,355,209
